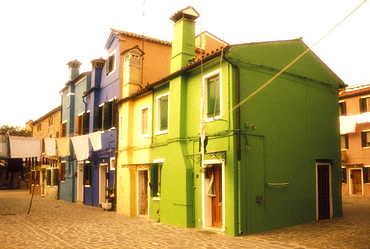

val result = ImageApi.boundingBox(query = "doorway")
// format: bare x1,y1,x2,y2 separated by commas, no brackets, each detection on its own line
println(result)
76,162,84,202
202,161,224,229
317,163,331,220
350,169,363,195
99,163,108,205
137,169,149,215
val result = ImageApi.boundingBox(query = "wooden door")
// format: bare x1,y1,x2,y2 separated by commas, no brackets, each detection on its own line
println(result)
211,164,222,227
317,164,330,220
138,170,148,215
351,169,362,195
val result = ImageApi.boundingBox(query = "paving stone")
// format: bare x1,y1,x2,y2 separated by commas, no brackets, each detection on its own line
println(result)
1,190,370,248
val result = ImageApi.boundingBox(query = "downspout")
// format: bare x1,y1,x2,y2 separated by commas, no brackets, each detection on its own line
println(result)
223,50,243,235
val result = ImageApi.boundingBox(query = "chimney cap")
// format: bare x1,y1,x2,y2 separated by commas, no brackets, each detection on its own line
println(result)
170,6,199,23
67,59,82,68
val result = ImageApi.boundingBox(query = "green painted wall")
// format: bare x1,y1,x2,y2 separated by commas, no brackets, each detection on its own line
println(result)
227,41,342,234
149,39,342,236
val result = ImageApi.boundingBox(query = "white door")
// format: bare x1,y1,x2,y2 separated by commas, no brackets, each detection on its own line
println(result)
76,162,84,202
99,164,108,204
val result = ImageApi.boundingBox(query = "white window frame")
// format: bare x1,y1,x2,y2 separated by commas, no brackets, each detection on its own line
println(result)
106,50,116,76
203,69,222,122
156,93,169,135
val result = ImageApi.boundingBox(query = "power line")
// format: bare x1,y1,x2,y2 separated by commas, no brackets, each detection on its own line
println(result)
230,0,368,113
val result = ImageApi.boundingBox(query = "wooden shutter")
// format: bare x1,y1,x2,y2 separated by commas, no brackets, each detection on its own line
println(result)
75,115,82,136
103,102,113,130
82,112,90,135
93,106,102,132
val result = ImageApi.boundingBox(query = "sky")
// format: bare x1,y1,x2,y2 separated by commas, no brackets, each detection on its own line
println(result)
1,0,369,127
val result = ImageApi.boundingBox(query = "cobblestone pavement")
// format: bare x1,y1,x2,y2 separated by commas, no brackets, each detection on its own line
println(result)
0,190,369,249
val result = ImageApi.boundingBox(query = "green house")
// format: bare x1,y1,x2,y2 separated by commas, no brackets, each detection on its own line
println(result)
148,6,344,236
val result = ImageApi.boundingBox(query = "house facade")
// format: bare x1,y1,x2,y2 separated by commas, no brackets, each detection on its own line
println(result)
31,106,61,198
137,6,343,236
339,83,370,196
59,60,91,203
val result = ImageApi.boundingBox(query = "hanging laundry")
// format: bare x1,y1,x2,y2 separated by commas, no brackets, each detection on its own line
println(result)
57,137,70,157
0,135,8,157
44,138,57,156
89,131,103,151
340,116,357,134
71,135,90,161
9,136,41,160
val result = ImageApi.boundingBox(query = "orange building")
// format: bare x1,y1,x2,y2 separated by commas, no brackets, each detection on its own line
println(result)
339,83,370,196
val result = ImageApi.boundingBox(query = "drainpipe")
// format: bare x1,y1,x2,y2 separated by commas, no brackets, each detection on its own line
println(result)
223,50,243,235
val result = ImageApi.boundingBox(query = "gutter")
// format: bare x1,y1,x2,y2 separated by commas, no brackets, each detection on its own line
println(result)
222,47,243,235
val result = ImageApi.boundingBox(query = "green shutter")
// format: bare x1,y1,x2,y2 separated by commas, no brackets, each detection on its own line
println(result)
160,95,168,131
93,106,102,132
150,163,158,197
46,169,51,186
103,102,113,130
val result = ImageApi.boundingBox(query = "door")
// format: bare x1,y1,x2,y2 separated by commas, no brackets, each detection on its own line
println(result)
99,164,108,204
351,169,362,195
211,164,222,227
76,162,84,202
137,169,148,215
317,163,331,220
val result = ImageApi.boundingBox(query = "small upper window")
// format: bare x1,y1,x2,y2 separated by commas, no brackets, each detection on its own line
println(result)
106,51,116,76
339,101,346,116
361,131,370,147
341,134,348,150
360,97,370,113
203,70,222,120
141,106,149,136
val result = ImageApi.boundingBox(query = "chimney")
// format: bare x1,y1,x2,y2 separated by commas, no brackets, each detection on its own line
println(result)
91,58,105,88
67,59,82,81
169,6,199,73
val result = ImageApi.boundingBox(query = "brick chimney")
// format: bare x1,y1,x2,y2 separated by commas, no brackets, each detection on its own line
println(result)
169,6,199,73
67,59,82,81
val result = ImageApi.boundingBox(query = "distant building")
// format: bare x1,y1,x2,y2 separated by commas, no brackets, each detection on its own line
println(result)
30,106,61,198
339,82,370,196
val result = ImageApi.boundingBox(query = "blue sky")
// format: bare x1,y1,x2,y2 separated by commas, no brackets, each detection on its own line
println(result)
1,0,369,127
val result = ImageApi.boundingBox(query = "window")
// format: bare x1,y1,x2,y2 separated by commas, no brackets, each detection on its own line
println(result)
150,162,163,198
106,51,116,75
94,101,115,131
141,106,149,136
204,70,221,120
84,162,91,185
360,97,370,113
76,112,90,135
49,117,54,126
364,167,370,183
59,162,66,182
342,168,347,183
156,93,169,133
361,131,370,147
341,134,349,149
46,169,52,186
339,101,346,116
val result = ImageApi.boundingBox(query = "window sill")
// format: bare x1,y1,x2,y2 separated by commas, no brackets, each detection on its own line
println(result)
205,115,223,123
155,130,168,135
152,197,161,201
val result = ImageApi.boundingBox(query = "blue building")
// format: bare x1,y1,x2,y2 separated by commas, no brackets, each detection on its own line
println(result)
59,60,91,202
